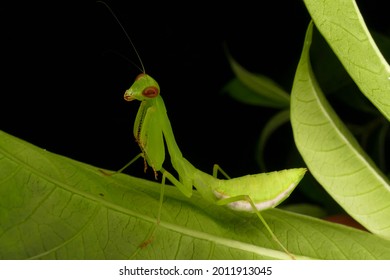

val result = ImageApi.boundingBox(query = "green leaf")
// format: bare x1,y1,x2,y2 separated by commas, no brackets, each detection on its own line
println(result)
224,50,290,108
281,203,328,219
291,22,390,240
1,130,390,259
223,78,288,108
303,0,390,121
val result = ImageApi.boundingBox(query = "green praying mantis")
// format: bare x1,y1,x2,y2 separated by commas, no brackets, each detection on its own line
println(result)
99,2,306,259
121,73,306,259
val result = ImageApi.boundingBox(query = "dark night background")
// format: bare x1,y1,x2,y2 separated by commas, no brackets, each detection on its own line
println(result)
1,1,388,180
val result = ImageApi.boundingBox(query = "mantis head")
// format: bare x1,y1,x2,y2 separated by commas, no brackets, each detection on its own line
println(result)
124,73,160,102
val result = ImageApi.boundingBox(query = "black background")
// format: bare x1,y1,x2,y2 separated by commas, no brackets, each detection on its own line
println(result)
2,1,388,179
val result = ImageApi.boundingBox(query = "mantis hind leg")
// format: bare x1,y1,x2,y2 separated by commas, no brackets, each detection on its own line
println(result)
249,201,296,260
216,194,295,260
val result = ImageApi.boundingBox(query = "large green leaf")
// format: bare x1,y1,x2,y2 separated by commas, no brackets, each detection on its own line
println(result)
291,22,390,240
1,130,390,259
303,0,390,120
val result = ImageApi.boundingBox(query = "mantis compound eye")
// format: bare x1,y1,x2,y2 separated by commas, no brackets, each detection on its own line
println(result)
142,86,159,98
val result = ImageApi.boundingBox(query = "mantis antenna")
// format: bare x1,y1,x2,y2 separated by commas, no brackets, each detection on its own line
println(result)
97,1,146,73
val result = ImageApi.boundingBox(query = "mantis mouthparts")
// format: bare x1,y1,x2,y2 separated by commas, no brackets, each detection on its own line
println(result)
124,93,135,101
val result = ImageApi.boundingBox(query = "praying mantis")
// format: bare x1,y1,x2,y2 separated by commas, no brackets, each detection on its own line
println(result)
98,1,306,259
122,73,306,259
